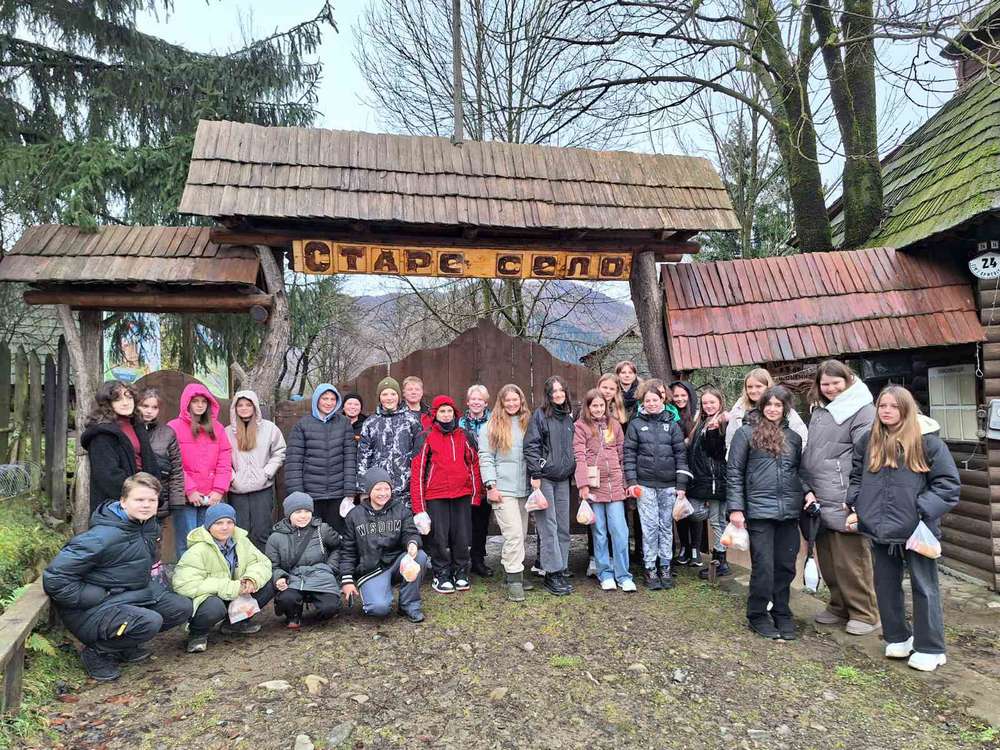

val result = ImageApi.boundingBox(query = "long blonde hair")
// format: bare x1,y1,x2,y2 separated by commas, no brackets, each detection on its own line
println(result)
234,397,258,452
737,368,774,411
868,386,929,473
486,384,530,454
597,373,626,425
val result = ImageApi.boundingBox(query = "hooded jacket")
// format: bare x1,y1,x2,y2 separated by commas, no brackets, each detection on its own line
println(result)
477,417,530,499
166,384,232,498
623,408,691,489
285,384,357,500
81,419,163,516
339,497,422,587
459,409,491,451
573,417,626,503
846,416,959,544
725,401,808,454
141,420,185,508
800,379,876,531
357,404,423,501
726,419,805,521
686,419,727,502
265,517,341,594
226,390,288,495
410,397,482,513
524,405,576,482
172,525,272,613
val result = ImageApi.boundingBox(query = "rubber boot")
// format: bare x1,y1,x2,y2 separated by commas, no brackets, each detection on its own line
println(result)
506,572,526,602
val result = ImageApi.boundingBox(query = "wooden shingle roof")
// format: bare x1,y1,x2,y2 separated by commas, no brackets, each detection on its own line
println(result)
664,248,983,371
0,225,260,286
178,120,740,235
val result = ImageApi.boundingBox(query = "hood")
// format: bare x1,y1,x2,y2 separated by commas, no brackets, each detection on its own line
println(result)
918,414,940,435
185,524,249,547
825,379,874,425
669,380,697,413
638,406,673,423
89,500,150,531
80,420,126,449
178,383,221,424
311,384,342,422
461,408,490,429
230,390,262,425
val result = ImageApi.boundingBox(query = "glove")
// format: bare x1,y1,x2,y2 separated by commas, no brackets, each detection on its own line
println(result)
413,511,431,535
339,497,355,518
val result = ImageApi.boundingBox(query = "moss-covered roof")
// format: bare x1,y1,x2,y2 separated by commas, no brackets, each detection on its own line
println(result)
831,73,1000,249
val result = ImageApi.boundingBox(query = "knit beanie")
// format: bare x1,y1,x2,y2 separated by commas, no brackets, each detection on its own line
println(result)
283,491,314,518
204,503,237,529
343,392,364,411
361,467,393,494
376,377,401,400
431,394,457,415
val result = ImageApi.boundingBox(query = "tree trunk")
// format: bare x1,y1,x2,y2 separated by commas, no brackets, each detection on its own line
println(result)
629,251,674,379
180,316,195,374
239,246,291,410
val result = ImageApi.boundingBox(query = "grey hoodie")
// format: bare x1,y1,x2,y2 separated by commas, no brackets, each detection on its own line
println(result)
226,390,288,495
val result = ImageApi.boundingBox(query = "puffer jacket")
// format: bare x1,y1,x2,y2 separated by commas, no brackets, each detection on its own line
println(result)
524,406,576,482
800,379,876,531
357,406,423,501
410,422,482,514
142,421,185,508
166,384,232,498
340,497,422,587
171,525,272,614
725,401,808,454
726,421,805,521
81,419,163,516
573,418,626,503
847,417,959,544
226,390,287,495
265,517,341,594
478,418,530,499
687,420,727,502
286,384,357,501
623,408,691,489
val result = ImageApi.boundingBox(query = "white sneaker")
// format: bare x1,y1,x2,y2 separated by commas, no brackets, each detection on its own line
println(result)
908,652,947,672
620,578,637,593
885,637,914,659
530,564,545,577
587,558,598,578
599,578,616,591
432,578,456,594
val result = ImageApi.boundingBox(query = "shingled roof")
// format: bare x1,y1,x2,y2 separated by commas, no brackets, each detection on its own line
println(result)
178,120,740,235
664,248,983,371
0,225,260,286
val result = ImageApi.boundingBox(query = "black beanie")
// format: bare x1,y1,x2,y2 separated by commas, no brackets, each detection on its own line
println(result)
343,392,364,410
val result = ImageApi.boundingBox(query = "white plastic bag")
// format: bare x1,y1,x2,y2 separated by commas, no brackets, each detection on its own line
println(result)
228,594,260,624
339,497,356,518
576,499,596,525
719,522,749,552
906,520,942,559
672,496,694,521
525,488,549,511
803,556,821,593
413,511,432,535
399,554,421,582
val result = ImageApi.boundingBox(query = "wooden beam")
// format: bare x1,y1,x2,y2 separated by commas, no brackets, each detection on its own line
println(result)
24,290,273,314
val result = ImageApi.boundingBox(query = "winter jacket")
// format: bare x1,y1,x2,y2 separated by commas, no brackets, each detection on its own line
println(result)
81,419,163,516
478,418,530,499
226,390,287,495
459,410,491,451
687,420,727,502
285,384,357,501
623,408,691,489
800,379,876,531
524,406,576,482
43,502,173,614
846,417,959,544
265,517,341,594
340,497,422,587
410,422,482,514
166,384,232,499
726,421,805,521
573,418,626,503
357,406,423,501
725,401,808,454
172,525,272,614
349,415,368,441
142,421,185,509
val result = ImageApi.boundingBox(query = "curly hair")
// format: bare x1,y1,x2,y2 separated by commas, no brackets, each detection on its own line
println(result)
87,380,136,426
749,385,792,457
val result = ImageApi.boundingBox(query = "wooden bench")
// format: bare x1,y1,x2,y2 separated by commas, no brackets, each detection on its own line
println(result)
0,580,51,714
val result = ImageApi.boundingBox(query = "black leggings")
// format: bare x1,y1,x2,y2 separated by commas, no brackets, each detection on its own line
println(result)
189,581,275,636
274,588,340,619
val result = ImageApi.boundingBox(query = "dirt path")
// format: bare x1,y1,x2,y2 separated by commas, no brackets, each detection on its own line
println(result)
30,550,1000,750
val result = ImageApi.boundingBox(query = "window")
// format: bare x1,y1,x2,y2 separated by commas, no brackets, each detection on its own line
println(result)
928,364,979,442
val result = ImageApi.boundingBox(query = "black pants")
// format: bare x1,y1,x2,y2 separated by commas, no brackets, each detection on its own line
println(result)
189,581,275,636
676,518,704,552
470,498,491,564
427,497,472,580
314,498,347,535
230,487,275,552
747,518,800,620
274,588,340,620
61,588,191,654
871,543,945,654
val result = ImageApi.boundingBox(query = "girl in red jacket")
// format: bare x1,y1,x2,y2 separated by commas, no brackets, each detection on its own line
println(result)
410,395,482,594
167,384,233,557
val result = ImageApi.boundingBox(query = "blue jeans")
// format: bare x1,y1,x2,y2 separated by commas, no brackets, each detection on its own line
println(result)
592,501,631,583
173,505,207,560
359,550,428,617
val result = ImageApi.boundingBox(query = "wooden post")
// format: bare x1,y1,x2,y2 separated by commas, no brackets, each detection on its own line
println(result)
0,344,9,460
629,251,674,379
28,353,42,468
0,580,50,715
240,246,291,409
10,348,27,463
51,339,69,520
43,354,56,496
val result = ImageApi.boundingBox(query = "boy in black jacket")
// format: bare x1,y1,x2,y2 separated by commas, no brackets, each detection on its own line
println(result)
340,468,427,623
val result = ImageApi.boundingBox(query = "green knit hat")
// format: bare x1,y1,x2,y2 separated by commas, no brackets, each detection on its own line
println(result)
376,376,401,400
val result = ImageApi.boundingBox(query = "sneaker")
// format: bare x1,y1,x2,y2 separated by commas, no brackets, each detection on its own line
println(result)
748,617,780,640
814,609,847,625
845,619,880,636
586,558,598,578
454,578,471,592
186,635,208,653
80,647,121,682
543,573,571,596
658,565,675,590
675,547,690,566
530,564,545,577
286,615,302,630
399,608,426,623
689,549,703,567
221,619,261,635
644,568,662,591
885,637,914,659
599,577,617,591
432,578,456,594
114,646,152,664
773,616,797,641
557,571,574,593
620,578,637,593
908,651,946,672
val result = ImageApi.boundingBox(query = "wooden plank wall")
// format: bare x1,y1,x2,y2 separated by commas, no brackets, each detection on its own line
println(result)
973,278,1000,589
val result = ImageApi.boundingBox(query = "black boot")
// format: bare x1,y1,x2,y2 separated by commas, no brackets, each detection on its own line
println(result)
544,572,570,596
749,616,780,639
557,570,574,594
659,564,675,590
644,568,662,591
699,550,731,580
472,558,494,578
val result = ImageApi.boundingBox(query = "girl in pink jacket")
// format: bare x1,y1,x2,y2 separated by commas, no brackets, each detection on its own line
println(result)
167,383,233,558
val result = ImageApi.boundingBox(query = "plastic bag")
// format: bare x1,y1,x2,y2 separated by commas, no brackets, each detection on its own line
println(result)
228,594,260,624
525,488,549,511
906,520,942,559
399,554,421,582
803,555,821,593
719,522,749,552
413,511,431,535
576,499,596,525
339,496,356,518
672,496,694,521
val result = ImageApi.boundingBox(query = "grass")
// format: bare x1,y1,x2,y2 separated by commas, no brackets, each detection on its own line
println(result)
0,496,67,611
548,655,583,669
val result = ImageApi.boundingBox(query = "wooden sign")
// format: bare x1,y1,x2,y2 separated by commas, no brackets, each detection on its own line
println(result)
291,240,632,280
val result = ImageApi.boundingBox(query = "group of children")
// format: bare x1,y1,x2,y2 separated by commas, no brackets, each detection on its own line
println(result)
44,360,960,682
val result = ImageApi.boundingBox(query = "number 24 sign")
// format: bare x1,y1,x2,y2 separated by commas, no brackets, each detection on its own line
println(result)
969,252,1000,279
